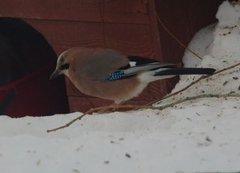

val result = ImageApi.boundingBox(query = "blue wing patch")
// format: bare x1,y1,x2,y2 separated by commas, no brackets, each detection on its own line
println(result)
105,70,125,81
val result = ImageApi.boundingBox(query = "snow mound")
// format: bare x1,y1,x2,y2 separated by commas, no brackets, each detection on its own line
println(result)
157,0,240,107
1,97,240,173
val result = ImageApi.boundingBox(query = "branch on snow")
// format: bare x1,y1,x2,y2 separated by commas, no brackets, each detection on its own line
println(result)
146,93,240,111
151,62,240,105
47,62,240,133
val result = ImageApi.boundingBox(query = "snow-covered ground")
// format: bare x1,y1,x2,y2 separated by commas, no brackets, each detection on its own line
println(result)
1,1,240,173
1,98,240,173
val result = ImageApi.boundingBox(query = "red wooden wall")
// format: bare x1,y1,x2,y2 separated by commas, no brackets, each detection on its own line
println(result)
156,0,224,64
0,0,225,112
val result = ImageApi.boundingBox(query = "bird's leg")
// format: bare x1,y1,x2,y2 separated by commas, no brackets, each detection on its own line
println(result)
84,104,119,114
91,103,124,113
110,103,136,111
85,103,139,114
86,105,112,114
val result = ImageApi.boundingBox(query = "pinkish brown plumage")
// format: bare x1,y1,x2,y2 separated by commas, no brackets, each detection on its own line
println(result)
50,47,215,104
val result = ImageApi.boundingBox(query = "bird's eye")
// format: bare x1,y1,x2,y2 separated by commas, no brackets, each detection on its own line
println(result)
60,63,69,70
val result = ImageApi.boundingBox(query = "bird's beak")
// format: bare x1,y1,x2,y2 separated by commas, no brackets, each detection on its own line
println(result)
50,70,61,80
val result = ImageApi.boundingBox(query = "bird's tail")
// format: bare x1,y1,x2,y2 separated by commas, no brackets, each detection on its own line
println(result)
154,68,215,76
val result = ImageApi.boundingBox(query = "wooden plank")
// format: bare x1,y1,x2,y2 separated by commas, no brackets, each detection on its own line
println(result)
0,0,102,22
24,20,167,104
155,0,223,64
27,19,157,56
186,0,223,33
0,0,169,110
145,0,168,96
26,19,105,54
68,97,112,112
155,0,191,64
104,23,156,57
104,0,148,14
104,13,149,25
104,0,149,24
0,0,149,24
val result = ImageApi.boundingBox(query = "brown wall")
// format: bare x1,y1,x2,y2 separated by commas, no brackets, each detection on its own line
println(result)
0,0,225,112
156,0,224,64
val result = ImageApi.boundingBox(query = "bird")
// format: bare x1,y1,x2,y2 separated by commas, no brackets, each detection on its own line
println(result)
50,47,215,107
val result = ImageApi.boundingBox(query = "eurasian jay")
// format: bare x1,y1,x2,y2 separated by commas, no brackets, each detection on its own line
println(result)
50,47,215,104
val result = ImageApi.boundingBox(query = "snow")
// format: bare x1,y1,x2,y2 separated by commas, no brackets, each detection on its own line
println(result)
182,24,215,67
1,98,240,173
1,100,240,173
165,0,240,108
1,1,240,173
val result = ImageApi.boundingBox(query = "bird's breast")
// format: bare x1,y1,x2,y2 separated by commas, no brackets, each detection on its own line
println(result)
67,72,142,103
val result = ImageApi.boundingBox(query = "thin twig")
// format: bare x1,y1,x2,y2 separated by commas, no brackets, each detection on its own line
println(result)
47,113,87,133
47,93,240,133
47,104,138,133
155,10,202,60
152,62,240,104
146,94,240,111
47,62,240,132
154,9,240,104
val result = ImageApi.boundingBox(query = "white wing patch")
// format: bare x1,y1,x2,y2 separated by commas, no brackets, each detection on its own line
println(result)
129,61,137,67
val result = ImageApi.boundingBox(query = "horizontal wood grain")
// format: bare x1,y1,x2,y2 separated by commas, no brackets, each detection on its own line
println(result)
26,20,104,54
68,96,112,112
0,0,174,111
26,19,158,57
155,0,223,63
0,0,102,21
0,0,149,24
104,23,156,57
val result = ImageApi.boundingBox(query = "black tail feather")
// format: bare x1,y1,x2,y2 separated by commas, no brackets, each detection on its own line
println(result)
154,68,216,76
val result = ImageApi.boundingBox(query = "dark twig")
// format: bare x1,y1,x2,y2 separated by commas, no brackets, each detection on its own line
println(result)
147,93,240,111
153,62,240,104
47,62,240,132
155,10,202,60
47,113,87,133
47,104,139,133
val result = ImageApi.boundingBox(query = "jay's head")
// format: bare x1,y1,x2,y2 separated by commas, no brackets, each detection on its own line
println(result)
50,51,70,80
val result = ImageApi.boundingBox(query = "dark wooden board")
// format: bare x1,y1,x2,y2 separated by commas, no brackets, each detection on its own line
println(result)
0,0,225,112
26,20,105,54
0,0,149,24
26,20,157,55
156,0,225,64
